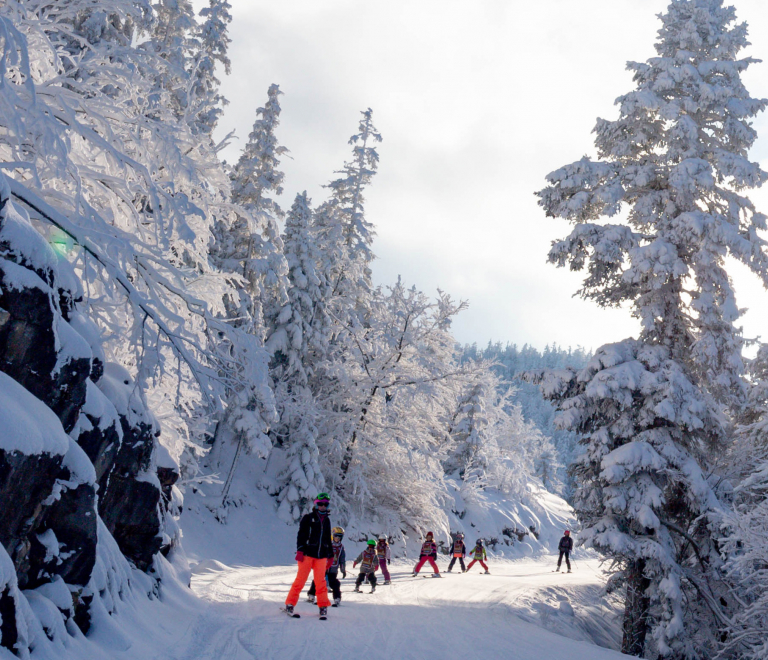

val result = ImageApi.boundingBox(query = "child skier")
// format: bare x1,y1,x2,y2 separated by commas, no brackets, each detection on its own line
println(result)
446,532,466,573
376,535,391,585
352,539,379,593
307,526,346,607
465,539,489,574
412,531,441,577
556,530,573,573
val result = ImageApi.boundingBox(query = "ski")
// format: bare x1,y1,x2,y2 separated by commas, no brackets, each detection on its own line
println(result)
280,607,300,619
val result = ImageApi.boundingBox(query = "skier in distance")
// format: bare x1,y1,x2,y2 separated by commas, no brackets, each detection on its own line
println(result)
412,531,441,577
465,539,489,574
284,493,334,619
446,532,467,573
376,535,391,585
555,530,573,573
352,539,379,593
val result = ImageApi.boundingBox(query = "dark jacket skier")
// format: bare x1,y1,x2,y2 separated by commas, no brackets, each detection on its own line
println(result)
296,508,334,559
285,493,334,616
447,533,467,572
556,530,573,572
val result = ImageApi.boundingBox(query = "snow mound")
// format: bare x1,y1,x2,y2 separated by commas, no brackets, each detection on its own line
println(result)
0,370,69,456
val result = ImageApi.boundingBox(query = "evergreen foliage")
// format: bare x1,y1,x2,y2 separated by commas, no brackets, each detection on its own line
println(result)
535,1,768,656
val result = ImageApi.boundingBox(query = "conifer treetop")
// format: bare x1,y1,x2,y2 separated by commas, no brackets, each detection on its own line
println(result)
231,83,288,217
327,108,382,260
538,0,768,408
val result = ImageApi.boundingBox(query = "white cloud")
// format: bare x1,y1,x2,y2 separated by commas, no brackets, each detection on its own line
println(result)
216,0,768,349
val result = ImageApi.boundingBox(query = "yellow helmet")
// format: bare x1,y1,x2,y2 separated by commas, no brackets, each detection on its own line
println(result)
332,526,345,536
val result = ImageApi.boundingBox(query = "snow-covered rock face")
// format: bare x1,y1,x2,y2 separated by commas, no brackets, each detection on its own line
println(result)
0,188,178,652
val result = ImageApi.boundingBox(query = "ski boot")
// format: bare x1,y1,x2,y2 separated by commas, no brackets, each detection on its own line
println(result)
332,598,341,608
384,579,391,585
319,607,328,620
283,604,299,618
567,568,572,573
353,585,361,593
432,573,442,578
411,572,417,577
484,570,490,574
306,594,315,603
447,568,452,573
370,585,376,593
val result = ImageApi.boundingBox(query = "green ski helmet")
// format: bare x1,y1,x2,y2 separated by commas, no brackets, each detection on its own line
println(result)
367,539,376,546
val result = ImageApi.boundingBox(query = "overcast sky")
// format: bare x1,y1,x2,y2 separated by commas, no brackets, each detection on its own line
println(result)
213,0,768,352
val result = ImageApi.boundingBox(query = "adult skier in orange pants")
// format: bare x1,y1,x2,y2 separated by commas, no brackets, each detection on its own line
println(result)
284,493,334,618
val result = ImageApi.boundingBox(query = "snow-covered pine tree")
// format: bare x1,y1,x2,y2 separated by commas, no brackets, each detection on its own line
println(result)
191,0,232,135
217,83,290,338
148,0,197,118
445,368,556,500
206,85,293,503
267,192,328,384
720,345,768,660
266,192,327,521
322,108,382,323
445,379,491,482
535,1,768,656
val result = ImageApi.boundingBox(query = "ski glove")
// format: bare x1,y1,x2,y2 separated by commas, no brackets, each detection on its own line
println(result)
342,571,347,579
295,551,304,562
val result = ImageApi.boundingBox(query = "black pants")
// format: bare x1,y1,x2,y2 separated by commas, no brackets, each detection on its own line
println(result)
448,556,466,571
557,550,571,570
355,572,377,588
308,572,342,600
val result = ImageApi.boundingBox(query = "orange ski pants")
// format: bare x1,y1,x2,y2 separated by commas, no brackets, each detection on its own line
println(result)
286,556,331,608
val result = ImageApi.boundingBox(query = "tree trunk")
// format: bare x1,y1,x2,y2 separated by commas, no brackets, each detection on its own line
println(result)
622,558,651,657
338,387,377,481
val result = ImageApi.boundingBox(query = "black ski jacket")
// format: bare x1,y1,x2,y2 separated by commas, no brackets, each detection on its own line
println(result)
297,510,334,559
558,535,573,552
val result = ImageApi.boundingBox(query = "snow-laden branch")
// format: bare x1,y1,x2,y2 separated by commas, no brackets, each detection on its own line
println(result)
5,174,221,407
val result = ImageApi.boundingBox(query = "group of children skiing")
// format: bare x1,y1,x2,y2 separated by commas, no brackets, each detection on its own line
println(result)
412,531,489,576
284,493,573,619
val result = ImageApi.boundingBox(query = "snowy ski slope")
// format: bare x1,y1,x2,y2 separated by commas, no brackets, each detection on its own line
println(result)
171,557,630,660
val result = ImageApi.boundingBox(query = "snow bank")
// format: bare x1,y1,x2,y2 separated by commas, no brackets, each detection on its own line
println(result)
0,371,69,457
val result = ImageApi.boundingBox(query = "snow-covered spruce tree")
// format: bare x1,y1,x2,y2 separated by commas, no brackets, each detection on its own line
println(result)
445,368,555,500
214,83,289,338
267,192,329,384
266,192,328,521
445,378,491,482
148,0,197,118
207,85,291,502
535,1,768,657
321,108,382,323
190,0,232,135
463,342,589,496
719,345,768,659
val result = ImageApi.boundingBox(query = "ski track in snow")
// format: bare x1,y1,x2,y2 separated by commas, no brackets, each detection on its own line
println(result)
164,557,629,660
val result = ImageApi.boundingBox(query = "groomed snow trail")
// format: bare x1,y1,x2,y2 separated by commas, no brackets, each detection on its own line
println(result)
168,557,629,660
